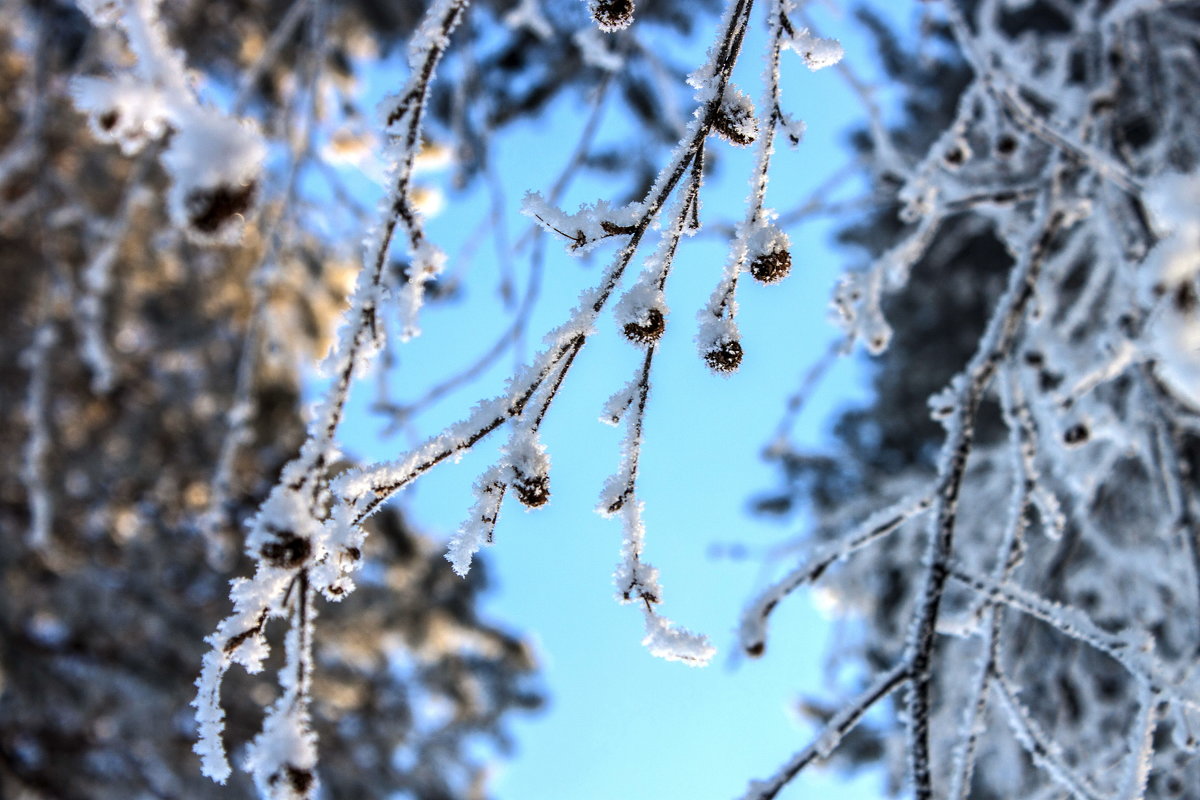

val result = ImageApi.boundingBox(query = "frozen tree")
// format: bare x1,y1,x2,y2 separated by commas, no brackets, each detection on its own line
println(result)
751,2,1200,799
6,0,1200,799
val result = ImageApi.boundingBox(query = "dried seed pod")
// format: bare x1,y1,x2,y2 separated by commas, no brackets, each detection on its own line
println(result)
589,0,635,32
622,307,665,345
512,469,551,508
943,145,966,168
185,180,258,237
268,765,315,795
259,527,312,569
1174,281,1197,312
942,137,971,170
162,109,266,242
749,247,791,284
995,133,1019,158
1063,423,1090,447
745,224,792,284
704,338,743,373
72,76,171,156
713,88,757,147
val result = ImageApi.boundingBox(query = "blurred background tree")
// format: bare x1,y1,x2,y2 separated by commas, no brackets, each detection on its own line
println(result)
752,2,1200,798
0,1,582,796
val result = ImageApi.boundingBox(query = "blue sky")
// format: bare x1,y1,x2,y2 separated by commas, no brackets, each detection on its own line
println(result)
332,2,913,797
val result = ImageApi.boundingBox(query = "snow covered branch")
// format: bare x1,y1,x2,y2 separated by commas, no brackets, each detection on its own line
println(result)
29,0,1199,796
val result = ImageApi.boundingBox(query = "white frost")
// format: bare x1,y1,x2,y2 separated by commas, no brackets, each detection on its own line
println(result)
446,466,507,577
521,191,645,256
787,28,845,71
71,76,171,156
574,27,625,72
1139,171,1200,408
641,607,716,666
161,108,267,243
504,0,553,40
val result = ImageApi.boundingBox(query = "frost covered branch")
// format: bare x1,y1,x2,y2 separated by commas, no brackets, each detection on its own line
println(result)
20,0,1199,796
192,0,471,788
192,0,842,785
740,662,910,800
906,202,1069,799
744,1,1200,796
